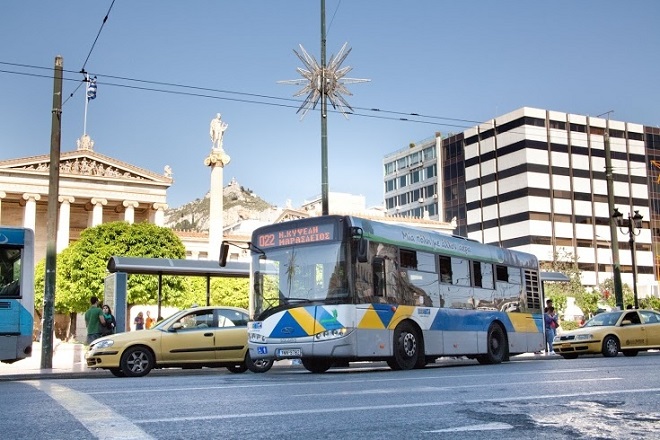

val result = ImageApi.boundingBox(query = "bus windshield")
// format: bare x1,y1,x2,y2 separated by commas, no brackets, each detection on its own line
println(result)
252,241,349,318
0,247,22,297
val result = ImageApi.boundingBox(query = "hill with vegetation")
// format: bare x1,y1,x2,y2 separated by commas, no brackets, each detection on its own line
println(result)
164,179,275,232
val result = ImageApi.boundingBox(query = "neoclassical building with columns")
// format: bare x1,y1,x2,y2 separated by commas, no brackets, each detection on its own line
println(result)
0,135,172,262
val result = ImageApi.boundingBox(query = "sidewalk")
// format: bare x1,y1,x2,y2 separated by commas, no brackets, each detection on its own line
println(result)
0,340,94,381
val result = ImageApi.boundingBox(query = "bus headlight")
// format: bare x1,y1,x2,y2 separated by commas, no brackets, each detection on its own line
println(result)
314,328,347,341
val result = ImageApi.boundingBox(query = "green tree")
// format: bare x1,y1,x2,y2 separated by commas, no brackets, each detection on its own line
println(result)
640,295,660,311
179,276,250,309
596,278,634,310
539,249,586,316
35,221,187,317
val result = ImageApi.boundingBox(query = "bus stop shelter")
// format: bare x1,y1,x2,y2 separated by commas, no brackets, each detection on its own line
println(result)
106,256,249,327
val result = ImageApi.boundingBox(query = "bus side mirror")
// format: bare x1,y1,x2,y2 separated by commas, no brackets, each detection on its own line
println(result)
357,238,368,263
219,241,229,267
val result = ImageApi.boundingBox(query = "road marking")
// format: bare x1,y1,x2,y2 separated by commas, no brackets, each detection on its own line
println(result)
90,368,604,395
135,386,660,424
26,381,155,440
290,377,622,397
424,422,513,433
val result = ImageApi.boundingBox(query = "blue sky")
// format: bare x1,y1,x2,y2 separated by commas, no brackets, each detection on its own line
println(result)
1,1,659,209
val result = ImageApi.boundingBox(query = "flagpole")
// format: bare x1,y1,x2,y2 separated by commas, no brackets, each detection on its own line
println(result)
83,74,89,136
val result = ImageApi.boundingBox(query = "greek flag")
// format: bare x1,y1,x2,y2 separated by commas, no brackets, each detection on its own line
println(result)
87,76,97,100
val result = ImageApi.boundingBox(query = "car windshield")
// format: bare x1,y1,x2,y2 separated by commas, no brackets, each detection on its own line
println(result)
584,311,623,327
251,242,348,317
151,309,185,329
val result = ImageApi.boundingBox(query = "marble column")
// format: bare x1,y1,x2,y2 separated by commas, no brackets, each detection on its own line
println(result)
123,200,139,224
57,196,75,252
152,203,168,226
204,148,231,261
22,193,41,232
0,191,5,224
90,198,107,227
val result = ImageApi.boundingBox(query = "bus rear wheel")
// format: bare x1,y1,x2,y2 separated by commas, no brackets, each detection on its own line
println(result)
391,322,420,370
476,324,507,365
302,358,333,373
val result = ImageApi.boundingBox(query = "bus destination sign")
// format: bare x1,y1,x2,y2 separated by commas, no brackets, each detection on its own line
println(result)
256,223,335,248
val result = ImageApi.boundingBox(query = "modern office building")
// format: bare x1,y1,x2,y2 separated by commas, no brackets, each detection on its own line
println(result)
384,107,660,294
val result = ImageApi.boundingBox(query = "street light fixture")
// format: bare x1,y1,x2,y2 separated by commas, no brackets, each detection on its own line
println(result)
612,208,644,309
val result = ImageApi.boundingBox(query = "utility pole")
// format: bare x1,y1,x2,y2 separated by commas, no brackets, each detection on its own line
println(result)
320,0,329,215
603,113,624,309
41,55,63,368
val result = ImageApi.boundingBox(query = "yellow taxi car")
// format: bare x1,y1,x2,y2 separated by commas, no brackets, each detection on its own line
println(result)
553,309,660,359
86,306,273,377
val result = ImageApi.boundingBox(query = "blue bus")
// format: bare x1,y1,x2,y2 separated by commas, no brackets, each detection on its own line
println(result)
223,215,544,373
0,227,35,363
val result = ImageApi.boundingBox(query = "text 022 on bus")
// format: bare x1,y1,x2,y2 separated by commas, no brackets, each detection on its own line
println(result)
0,226,35,363
220,215,543,374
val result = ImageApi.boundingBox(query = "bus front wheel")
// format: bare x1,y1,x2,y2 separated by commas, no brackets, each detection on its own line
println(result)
302,358,333,373
391,322,420,370
476,324,507,365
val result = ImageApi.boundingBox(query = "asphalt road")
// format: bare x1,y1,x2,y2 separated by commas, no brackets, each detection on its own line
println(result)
2,354,659,440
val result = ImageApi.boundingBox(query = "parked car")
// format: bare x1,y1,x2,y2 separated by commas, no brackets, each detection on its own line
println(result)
553,309,660,359
86,306,273,377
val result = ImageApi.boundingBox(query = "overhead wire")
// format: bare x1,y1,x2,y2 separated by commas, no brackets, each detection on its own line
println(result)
63,0,116,106
0,62,480,131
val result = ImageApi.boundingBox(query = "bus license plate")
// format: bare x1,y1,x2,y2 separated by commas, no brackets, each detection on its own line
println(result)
277,348,301,357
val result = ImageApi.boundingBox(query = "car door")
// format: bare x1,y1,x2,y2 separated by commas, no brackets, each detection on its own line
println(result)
159,309,218,364
639,310,660,347
618,311,646,349
214,308,249,363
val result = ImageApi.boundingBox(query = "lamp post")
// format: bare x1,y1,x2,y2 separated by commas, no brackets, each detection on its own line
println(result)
612,208,644,309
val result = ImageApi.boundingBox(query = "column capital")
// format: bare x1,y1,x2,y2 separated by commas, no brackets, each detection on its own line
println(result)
152,203,168,211
204,149,231,167
0,191,6,198
91,198,107,206
58,195,75,204
23,193,41,201
123,200,139,208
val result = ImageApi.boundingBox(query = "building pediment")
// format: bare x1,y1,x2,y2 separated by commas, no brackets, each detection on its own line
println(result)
0,150,172,184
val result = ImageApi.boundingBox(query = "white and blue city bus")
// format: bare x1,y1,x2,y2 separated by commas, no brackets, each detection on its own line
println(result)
222,215,543,373
0,226,35,363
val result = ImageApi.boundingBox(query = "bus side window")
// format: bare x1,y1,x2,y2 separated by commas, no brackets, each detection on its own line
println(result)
439,255,452,283
372,257,385,298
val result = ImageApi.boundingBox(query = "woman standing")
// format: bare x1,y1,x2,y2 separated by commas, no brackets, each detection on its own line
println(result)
544,306,559,354
101,305,116,336
134,311,145,331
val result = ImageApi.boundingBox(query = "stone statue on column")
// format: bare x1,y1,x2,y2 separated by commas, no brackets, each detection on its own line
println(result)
205,113,230,262
205,113,231,167
210,113,228,150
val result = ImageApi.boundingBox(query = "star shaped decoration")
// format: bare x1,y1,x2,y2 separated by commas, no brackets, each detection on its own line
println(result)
279,42,369,119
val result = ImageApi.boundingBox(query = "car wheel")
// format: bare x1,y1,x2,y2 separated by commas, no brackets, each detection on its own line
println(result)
602,335,620,357
245,352,273,373
391,321,421,370
301,358,333,373
476,324,507,365
560,354,578,360
109,368,126,377
120,346,154,377
622,350,639,357
227,364,248,373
